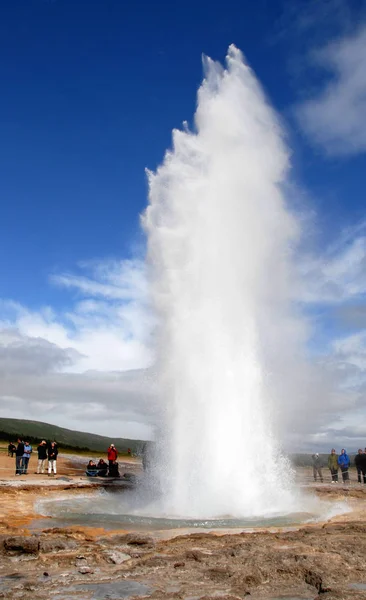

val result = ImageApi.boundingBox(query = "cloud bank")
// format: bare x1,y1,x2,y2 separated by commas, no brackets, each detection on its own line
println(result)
1,221,366,451
0,259,156,440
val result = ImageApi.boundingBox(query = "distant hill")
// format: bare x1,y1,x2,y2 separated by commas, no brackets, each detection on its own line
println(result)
0,417,145,453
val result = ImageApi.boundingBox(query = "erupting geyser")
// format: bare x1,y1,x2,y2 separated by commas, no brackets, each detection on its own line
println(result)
143,45,302,518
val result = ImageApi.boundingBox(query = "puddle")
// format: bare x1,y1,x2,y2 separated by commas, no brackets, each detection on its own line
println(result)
349,583,366,590
53,579,152,599
0,573,25,592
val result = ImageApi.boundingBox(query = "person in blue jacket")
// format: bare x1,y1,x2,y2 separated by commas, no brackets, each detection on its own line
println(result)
338,448,350,483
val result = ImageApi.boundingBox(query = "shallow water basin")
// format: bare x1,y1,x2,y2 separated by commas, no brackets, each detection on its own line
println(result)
53,579,152,599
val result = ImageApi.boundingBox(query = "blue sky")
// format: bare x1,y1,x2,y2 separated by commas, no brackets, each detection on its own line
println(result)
1,0,366,448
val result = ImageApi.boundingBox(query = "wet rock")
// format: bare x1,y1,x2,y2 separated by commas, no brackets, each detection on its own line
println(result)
125,534,154,546
40,537,77,553
99,533,154,547
78,566,94,574
3,536,39,554
103,550,131,564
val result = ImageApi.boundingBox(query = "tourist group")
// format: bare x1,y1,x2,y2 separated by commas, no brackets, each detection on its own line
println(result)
8,440,125,478
8,439,58,476
85,444,121,477
312,448,366,484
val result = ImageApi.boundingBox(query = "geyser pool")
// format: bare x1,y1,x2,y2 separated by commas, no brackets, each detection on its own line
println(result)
35,490,347,532
142,45,306,518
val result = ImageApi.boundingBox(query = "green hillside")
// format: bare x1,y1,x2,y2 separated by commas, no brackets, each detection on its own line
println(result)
0,417,145,453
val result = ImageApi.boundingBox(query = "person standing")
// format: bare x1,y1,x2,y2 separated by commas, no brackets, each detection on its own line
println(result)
327,448,339,483
37,441,48,474
107,444,118,471
15,438,24,475
312,453,324,483
354,449,366,484
8,442,16,457
21,441,32,474
338,448,350,483
48,442,58,476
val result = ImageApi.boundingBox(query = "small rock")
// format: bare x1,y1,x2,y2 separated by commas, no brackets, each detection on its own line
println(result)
103,550,131,565
98,533,154,547
43,572,49,577
75,557,88,568
78,566,93,574
174,561,185,568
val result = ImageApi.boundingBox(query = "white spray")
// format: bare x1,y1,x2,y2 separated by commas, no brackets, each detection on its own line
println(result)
143,45,304,518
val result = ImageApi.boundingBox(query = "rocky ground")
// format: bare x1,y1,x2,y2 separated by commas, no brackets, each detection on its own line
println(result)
1,454,366,599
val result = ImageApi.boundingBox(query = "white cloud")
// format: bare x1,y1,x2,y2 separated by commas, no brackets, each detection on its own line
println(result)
295,26,366,156
298,222,366,304
0,259,157,439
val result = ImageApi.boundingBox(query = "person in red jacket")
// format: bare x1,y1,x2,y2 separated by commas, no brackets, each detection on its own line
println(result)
107,444,118,471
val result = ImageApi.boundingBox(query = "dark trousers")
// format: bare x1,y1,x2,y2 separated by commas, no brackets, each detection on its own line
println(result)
357,468,366,484
15,456,22,474
340,465,349,482
330,468,338,482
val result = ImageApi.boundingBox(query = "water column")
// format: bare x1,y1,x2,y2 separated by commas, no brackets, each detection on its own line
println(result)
143,46,300,518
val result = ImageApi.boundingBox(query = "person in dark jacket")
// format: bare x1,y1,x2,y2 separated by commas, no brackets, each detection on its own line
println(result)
47,442,58,476
15,439,24,475
354,449,366,484
37,441,48,474
338,448,350,483
312,453,324,483
8,443,16,457
327,448,339,483
86,460,98,477
97,458,108,477
108,460,120,477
